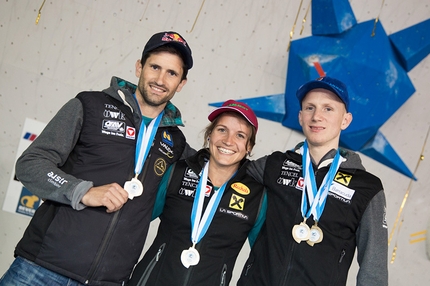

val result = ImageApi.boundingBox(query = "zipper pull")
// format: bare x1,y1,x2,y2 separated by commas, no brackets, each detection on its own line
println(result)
244,263,253,276
220,264,227,286
156,246,163,261
338,249,346,263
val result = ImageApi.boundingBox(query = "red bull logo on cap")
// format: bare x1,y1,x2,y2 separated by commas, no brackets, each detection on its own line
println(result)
162,32,187,46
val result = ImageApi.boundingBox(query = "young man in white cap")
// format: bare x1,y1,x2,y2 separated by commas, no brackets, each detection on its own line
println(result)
238,76,388,286
0,31,194,286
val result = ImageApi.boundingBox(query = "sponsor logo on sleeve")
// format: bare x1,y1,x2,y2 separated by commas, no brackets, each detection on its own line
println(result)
47,171,68,188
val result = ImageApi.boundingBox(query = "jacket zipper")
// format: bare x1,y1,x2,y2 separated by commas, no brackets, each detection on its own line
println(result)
136,243,166,286
85,210,121,284
220,264,227,286
85,155,152,284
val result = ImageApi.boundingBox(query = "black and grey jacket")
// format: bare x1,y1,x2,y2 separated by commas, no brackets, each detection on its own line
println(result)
14,76,189,285
238,145,388,286
129,149,267,286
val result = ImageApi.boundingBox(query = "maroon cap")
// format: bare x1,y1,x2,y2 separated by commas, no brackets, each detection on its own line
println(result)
208,100,258,131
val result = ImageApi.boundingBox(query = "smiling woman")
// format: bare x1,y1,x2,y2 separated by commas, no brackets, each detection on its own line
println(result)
128,100,267,286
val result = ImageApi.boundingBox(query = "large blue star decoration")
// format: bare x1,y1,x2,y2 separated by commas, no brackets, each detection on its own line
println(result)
210,0,430,180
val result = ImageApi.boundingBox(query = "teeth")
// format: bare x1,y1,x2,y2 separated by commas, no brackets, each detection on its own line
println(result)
218,147,234,154
152,87,163,92
151,84,165,92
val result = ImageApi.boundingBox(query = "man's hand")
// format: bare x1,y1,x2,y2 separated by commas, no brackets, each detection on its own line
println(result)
81,183,129,213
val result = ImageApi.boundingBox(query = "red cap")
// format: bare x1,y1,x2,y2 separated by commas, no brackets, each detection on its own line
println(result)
208,100,258,131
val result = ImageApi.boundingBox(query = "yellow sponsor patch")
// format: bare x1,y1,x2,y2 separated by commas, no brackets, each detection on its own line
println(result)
229,194,245,211
334,171,352,186
231,182,250,195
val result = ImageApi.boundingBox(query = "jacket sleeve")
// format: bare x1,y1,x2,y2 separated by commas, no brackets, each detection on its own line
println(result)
15,98,93,210
246,156,267,185
356,190,388,286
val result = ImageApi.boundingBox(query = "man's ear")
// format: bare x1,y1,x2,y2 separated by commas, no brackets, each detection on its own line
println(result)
175,78,187,93
135,59,143,78
341,112,353,130
298,110,303,127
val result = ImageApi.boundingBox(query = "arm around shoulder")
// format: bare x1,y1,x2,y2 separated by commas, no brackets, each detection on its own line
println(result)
246,156,267,185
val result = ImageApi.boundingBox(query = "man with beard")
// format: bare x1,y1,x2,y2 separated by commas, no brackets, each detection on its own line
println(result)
0,31,194,286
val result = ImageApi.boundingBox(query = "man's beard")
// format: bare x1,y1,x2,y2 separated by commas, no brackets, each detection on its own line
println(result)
138,82,172,107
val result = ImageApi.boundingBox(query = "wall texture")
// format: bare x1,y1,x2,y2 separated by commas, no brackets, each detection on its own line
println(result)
0,1,429,285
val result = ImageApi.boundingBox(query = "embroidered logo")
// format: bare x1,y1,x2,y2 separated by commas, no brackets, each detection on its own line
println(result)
154,158,167,176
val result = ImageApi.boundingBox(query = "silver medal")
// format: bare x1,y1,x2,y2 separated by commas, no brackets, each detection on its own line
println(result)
180,247,200,268
124,178,143,199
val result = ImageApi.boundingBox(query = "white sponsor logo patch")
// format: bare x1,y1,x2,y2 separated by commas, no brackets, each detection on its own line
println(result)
329,182,355,202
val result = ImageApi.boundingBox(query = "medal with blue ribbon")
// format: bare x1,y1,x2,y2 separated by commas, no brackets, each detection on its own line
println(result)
181,161,235,268
292,140,344,245
124,111,164,199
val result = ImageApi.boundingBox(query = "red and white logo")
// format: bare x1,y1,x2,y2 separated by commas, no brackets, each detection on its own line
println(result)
296,177,305,190
205,185,212,197
126,126,136,139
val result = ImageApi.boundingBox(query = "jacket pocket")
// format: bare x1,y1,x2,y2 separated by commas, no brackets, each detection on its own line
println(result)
136,243,165,286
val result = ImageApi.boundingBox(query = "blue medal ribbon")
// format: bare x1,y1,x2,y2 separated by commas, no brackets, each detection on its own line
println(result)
190,161,235,245
301,140,343,222
133,111,164,178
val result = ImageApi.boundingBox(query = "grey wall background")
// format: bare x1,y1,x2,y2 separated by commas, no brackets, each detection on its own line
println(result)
1,1,429,285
